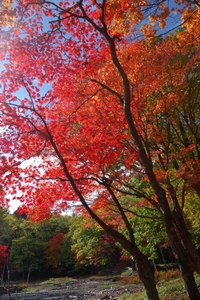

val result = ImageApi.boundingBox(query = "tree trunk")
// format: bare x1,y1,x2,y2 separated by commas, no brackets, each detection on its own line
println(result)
163,211,200,299
103,230,160,300
133,249,160,300
103,232,160,300
171,208,200,274
181,265,200,300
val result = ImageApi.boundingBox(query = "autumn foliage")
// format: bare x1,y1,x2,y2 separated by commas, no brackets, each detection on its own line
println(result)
0,244,8,266
45,233,65,268
0,0,200,299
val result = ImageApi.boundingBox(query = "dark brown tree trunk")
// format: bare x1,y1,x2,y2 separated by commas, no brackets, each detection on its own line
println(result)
92,218,160,300
104,185,160,299
181,265,200,300
118,236,160,300
162,210,200,300
91,212,160,300
100,228,160,300
171,207,200,274
133,249,160,300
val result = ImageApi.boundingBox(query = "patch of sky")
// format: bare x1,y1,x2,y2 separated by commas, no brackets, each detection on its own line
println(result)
14,81,52,100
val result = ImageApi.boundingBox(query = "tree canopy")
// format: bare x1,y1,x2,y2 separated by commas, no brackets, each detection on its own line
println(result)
0,1,200,299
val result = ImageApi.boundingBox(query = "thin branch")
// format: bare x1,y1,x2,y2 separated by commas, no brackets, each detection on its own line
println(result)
116,189,161,212
104,184,136,244
22,79,36,110
105,201,162,220
123,207,162,220
91,79,124,105
69,88,103,118
156,8,198,39
25,175,97,183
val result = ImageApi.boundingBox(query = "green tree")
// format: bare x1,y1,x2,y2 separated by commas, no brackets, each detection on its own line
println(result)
0,208,22,246
69,216,120,271
9,220,46,274
8,214,75,277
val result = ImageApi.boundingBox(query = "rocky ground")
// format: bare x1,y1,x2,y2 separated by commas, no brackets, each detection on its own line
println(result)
0,275,143,300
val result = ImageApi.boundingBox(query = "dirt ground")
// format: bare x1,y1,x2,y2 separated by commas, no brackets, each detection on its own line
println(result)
0,276,143,300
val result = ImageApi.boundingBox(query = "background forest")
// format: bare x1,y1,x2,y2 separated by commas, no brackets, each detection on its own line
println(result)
0,208,122,280
0,203,200,281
